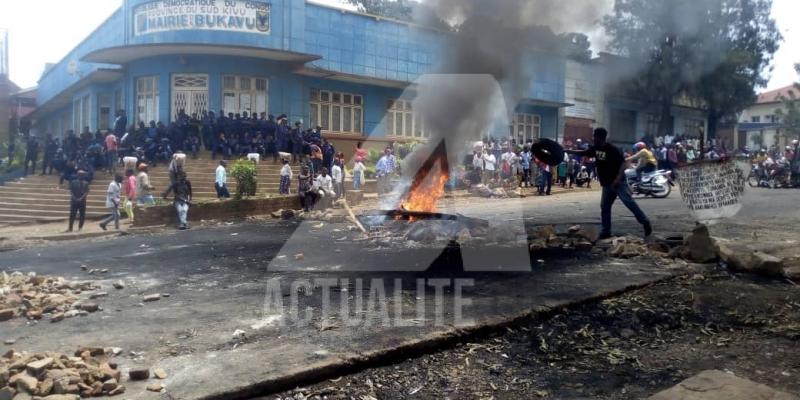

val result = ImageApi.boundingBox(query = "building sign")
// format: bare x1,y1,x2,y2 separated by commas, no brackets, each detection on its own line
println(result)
134,0,271,36
677,161,746,224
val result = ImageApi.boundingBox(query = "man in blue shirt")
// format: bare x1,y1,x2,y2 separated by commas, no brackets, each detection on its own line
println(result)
375,148,396,195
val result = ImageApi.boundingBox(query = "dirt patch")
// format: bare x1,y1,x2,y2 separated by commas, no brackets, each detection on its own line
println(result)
266,266,800,399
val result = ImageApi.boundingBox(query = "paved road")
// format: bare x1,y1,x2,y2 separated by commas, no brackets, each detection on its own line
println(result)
0,185,795,399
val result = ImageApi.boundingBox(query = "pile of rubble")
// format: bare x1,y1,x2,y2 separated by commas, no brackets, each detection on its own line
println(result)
529,223,714,263
0,347,125,399
470,184,525,199
0,272,102,323
528,225,596,252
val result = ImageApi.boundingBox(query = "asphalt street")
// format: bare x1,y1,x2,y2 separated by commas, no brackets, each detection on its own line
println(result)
0,185,796,399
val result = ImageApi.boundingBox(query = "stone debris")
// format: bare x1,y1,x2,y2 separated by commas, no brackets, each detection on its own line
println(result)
529,225,601,254
683,224,718,263
0,348,124,397
127,368,149,381
648,370,799,400
280,209,297,220
152,368,167,380
111,281,125,290
142,294,161,302
146,383,165,392
715,240,798,279
0,272,102,323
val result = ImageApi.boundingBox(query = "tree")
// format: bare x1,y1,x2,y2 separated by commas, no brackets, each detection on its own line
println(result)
560,33,592,63
692,0,781,138
344,0,412,20
603,0,780,138
774,63,800,140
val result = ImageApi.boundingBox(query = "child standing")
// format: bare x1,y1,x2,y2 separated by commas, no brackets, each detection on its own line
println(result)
353,159,365,190
331,161,344,199
279,158,292,195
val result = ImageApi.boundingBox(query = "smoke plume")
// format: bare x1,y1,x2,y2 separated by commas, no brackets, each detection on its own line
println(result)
396,0,610,191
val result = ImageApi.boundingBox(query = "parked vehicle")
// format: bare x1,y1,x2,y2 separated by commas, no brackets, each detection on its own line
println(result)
624,168,673,198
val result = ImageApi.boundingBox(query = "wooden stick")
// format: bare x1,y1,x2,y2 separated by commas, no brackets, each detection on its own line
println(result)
343,199,367,233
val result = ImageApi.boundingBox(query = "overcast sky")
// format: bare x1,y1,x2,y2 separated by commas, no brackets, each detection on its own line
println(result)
1,0,798,91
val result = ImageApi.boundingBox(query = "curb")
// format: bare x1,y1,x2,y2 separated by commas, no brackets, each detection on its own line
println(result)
25,231,128,241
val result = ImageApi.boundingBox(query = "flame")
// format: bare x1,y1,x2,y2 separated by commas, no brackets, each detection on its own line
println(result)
399,163,449,215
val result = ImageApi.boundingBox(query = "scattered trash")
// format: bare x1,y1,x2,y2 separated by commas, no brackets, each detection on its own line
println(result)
232,329,247,340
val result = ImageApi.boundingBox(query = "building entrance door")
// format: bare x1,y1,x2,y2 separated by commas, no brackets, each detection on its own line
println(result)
171,74,208,120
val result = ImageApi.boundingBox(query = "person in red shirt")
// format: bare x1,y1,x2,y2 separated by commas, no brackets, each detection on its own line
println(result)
354,141,368,163
123,169,137,223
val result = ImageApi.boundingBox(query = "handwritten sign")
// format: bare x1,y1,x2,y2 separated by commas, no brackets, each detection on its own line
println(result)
677,161,745,223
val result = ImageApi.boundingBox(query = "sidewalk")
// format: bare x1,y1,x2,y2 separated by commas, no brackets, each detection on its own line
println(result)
0,219,129,251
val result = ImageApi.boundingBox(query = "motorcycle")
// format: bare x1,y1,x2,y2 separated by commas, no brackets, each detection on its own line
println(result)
624,168,673,198
747,164,770,188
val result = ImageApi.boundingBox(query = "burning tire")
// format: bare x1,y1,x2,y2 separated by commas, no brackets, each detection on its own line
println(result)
531,138,566,166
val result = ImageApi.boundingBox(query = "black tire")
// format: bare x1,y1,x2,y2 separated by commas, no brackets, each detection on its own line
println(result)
651,183,672,199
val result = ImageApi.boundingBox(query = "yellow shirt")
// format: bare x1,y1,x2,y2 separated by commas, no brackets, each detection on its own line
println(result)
631,149,657,166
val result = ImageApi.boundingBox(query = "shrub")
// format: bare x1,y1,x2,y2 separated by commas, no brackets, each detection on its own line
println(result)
230,159,257,199
367,149,382,165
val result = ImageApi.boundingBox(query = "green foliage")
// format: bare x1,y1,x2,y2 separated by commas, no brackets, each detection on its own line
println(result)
774,64,800,139
397,141,419,159
603,0,781,137
364,165,377,179
0,141,26,174
230,160,257,200
367,149,382,165
344,0,412,20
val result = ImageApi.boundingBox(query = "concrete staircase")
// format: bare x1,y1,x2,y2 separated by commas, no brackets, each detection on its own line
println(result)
0,154,307,225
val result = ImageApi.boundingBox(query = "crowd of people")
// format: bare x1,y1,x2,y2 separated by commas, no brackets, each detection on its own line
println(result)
456,137,597,196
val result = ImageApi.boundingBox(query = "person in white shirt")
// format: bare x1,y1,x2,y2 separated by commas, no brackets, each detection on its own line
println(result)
99,174,123,231
279,158,293,195
353,160,365,190
501,149,518,180
482,150,497,184
215,160,230,199
331,162,344,199
313,168,335,209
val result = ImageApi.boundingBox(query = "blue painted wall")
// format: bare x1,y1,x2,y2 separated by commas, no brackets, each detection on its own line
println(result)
305,3,441,83
37,9,125,105
36,0,567,142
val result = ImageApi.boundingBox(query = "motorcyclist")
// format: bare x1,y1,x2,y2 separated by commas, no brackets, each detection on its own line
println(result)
626,142,657,181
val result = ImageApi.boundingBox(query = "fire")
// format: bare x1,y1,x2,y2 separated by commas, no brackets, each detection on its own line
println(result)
399,163,449,214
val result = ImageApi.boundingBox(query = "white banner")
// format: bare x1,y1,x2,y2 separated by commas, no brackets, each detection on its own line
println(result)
134,0,271,36
677,160,746,224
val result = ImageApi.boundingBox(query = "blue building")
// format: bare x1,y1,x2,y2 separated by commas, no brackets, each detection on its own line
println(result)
31,0,567,154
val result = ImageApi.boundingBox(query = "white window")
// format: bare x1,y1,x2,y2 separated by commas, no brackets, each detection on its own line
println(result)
73,95,91,132
136,76,159,124
385,99,429,138
511,113,541,143
222,75,268,116
310,89,363,134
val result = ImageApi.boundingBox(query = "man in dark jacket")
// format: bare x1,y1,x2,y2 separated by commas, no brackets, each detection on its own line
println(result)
41,135,58,175
23,135,40,176
566,128,652,240
68,170,91,232
114,110,127,138
162,168,193,230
